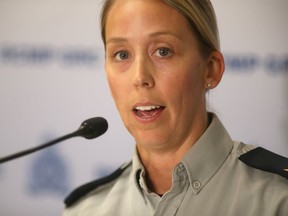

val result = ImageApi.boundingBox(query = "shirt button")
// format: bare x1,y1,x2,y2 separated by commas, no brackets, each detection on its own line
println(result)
192,181,201,189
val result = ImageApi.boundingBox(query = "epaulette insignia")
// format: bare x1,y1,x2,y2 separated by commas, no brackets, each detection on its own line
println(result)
64,161,131,208
239,147,288,179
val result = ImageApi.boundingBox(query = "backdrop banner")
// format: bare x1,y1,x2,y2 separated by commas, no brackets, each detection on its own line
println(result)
0,0,287,215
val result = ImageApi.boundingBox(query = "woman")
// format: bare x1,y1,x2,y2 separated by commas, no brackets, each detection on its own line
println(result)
63,0,288,215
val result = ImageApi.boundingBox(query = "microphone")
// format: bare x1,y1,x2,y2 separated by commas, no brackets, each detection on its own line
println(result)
0,117,108,164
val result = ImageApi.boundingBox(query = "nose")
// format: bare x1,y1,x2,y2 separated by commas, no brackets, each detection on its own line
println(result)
133,56,155,88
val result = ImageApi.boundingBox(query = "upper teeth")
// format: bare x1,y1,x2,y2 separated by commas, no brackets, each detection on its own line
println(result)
135,106,160,111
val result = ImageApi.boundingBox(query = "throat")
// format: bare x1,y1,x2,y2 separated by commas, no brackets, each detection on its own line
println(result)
143,167,173,195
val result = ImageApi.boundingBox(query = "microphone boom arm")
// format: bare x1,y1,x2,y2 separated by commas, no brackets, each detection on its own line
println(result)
0,131,77,164
0,117,108,164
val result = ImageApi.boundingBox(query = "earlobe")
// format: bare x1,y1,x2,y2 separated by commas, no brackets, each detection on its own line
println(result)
205,51,225,89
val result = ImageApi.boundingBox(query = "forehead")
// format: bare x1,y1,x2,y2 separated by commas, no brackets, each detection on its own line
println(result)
105,0,193,42
106,0,178,24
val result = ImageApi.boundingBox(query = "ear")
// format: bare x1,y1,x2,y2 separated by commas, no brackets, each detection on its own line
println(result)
205,51,225,90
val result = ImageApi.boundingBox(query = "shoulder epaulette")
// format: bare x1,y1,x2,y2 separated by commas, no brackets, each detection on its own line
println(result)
64,161,131,208
239,147,288,179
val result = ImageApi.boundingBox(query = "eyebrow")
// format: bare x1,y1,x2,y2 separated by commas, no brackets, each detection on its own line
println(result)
106,37,128,45
106,31,182,45
149,31,182,40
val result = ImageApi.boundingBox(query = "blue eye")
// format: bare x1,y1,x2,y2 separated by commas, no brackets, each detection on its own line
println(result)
115,51,129,60
155,48,172,57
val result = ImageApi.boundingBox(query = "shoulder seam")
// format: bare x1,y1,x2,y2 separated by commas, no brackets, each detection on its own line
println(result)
239,147,288,179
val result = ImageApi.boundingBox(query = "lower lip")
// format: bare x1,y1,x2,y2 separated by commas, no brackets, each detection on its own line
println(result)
133,108,165,123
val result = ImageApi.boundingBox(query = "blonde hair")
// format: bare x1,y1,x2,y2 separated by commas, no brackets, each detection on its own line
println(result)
101,0,220,56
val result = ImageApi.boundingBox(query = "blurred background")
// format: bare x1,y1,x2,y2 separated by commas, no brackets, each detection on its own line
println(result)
0,0,287,215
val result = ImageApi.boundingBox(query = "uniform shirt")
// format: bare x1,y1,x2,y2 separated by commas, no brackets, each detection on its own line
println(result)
63,114,288,216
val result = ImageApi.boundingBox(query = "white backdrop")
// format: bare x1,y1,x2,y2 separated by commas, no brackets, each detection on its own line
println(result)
0,0,287,215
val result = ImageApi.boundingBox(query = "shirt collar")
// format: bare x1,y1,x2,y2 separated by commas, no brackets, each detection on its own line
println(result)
181,113,233,194
132,148,145,193
131,113,234,195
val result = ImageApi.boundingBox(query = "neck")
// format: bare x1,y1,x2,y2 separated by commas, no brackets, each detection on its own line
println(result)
138,151,178,194
136,113,211,194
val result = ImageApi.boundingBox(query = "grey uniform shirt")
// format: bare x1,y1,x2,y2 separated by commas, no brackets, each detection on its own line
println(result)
63,114,288,216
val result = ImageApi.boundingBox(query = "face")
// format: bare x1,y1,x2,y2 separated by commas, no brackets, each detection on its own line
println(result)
105,0,211,152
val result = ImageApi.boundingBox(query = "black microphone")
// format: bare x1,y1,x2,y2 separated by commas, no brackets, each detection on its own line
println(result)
0,117,108,164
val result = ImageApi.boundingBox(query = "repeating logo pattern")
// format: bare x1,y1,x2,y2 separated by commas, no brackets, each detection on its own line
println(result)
224,53,288,74
0,44,100,67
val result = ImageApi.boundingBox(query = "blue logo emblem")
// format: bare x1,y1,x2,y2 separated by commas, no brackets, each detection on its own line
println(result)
28,147,70,196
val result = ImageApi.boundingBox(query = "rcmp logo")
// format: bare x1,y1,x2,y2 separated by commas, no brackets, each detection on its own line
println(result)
28,147,70,196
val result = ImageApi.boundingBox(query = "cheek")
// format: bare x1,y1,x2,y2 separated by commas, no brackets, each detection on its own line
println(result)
106,72,124,109
106,63,129,95
106,73,116,98
176,68,203,91
108,79,121,105
106,66,121,97
185,62,206,90
106,73,128,111
170,67,205,105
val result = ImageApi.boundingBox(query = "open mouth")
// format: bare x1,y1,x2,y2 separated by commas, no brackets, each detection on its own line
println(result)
133,105,165,119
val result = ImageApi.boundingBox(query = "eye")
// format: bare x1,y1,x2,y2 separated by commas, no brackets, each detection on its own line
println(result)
114,50,129,61
155,47,173,58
